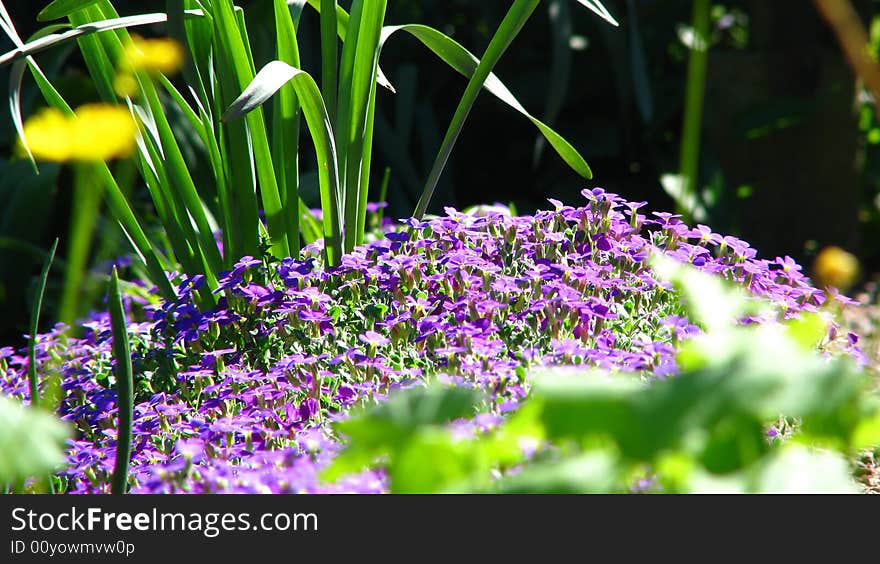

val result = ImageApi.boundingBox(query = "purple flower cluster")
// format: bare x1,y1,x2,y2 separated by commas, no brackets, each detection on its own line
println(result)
0,188,863,493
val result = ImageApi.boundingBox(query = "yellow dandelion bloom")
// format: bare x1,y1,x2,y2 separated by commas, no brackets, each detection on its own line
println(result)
813,246,859,292
21,104,137,163
70,104,138,161
113,72,139,98
21,107,73,162
122,35,185,75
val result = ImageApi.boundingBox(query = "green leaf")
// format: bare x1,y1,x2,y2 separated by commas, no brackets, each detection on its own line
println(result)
0,395,70,484
37,0,101,22
413,0,540,218
27,238,58,409
335,0,387,252
273,0,303,255
319,0,337,124
0,10,216,68
322,384,482,483
380,23,594,209
784,312,828,351
388,429,477,493
223,60,343,264
650,253,752,332
531,369,652,457
751,446,858,494
9,60,37,171
851,409,880,449
335,384,482,440
108,267,134,494
496,451,620,494
697,414,768,474
533,320,869,468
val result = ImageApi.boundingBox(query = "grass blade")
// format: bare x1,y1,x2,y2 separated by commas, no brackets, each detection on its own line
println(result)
8,59,36,171
214,0,288,259
80,3,224,283
534,0,571,167
165,0,200,94
307,0,594,222
223,61,342,264
355,72,378,245
24,60,176,300
108,266,133,495
0,4,67,173
335,0,387,251
414,0,541,219
274,0,303,255
27,238,59,408
303,1,395,96
0,11,208,68
319,0,337,125
37,0,101,22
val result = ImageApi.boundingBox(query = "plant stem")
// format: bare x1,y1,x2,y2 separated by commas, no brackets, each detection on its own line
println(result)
58,162,102,329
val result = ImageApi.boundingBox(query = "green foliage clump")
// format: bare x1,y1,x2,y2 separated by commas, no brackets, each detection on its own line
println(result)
326,257,880,493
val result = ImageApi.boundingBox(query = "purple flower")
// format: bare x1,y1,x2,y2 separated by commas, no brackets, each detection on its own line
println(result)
359,331,390,347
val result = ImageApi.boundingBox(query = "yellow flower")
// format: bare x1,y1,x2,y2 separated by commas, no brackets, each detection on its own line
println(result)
813,246,859,292
122,35,185,75
21,104,137,163
21,107,72,162
71,104,138,161
113,72,139,98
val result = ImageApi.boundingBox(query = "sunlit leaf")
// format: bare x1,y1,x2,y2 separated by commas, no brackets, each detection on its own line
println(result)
0,396,70,484
37,0,101,22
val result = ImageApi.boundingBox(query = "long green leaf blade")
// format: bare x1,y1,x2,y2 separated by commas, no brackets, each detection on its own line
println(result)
37,0,101,22
223,61,342,264
335,0,386,252
214,0,288,258
319,0,337,125
108,267,133,495
414,0,540,219
0,11,207,68
274,0,303,255
27,238,58,408
24,60,176,300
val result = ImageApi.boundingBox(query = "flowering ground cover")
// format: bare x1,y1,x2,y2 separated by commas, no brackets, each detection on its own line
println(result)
1,188,868,494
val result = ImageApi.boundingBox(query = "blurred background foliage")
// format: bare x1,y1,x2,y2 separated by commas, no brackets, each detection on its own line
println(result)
1,0,878,344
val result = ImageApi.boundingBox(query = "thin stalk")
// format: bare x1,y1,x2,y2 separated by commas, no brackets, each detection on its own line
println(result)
108,267,133,495
27,238,58,408
414,0,541,219
677,0,710,224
